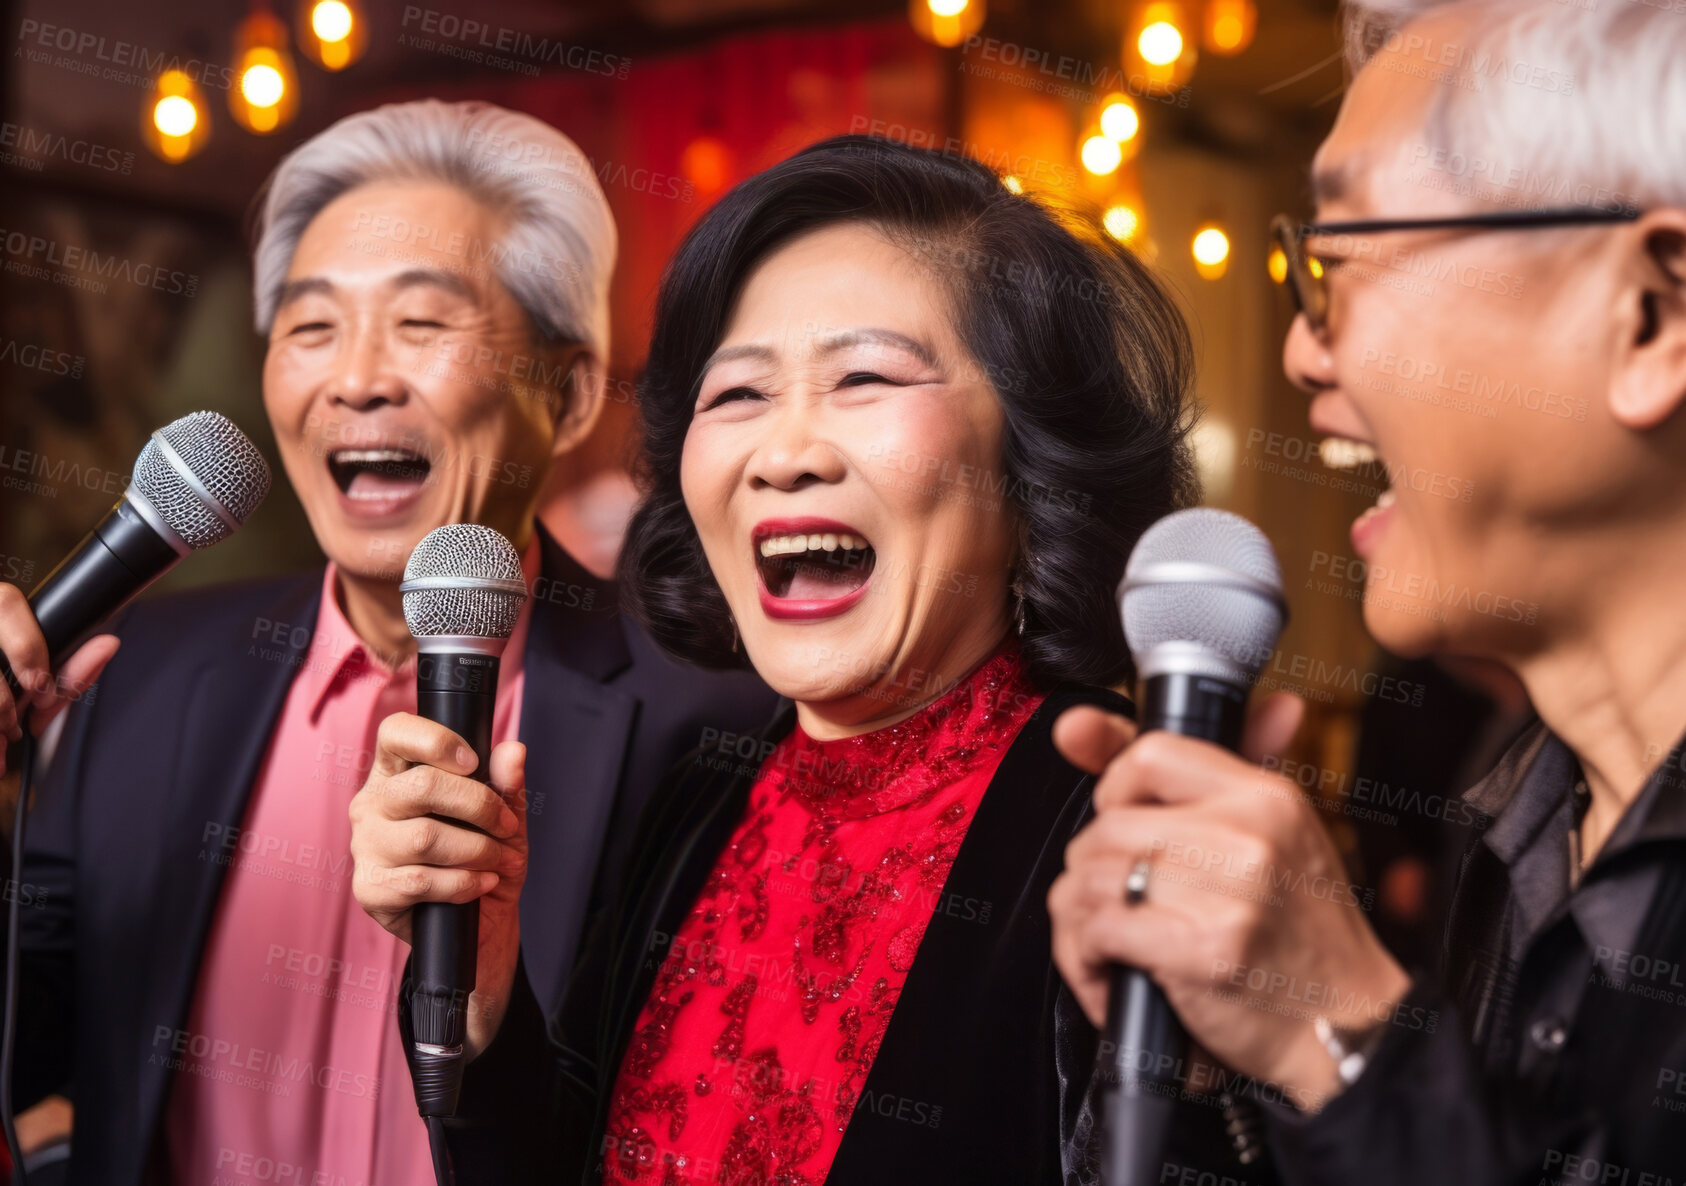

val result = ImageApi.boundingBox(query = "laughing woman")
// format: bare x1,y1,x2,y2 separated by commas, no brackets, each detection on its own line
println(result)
351,135,1210,1184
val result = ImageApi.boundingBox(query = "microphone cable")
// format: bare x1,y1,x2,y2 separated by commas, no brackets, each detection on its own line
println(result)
426,1114,456,1186
3,732,35,1186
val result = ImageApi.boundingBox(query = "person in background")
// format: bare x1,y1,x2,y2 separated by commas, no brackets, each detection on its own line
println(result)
1,100,776,1186
1050,1,1686,1181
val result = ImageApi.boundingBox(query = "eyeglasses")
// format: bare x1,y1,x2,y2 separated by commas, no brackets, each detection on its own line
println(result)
1269,207,1642,335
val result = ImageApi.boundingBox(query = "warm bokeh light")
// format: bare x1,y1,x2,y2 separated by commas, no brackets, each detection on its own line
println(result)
1268,245,1288,284
144,67,210,163
1308,256,1325,280
153,94,198,138
1081,135,1124,176
909,0,984,46
1002,174,1024,194
299,0,366,69
1193,225,1231,279
1204,0,1257,55
241,63,285,108
311,0,353,41
1103,204,1140,242
680,136,734,197
1193,226,1231,266
1138,20,1185,66
1190,418,1237,500
1099,98,1140,142
231,10,299,133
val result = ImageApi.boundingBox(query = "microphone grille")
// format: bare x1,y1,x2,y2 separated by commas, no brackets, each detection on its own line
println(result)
401,524,527,640
131,412,272,549
1121,508,1286,679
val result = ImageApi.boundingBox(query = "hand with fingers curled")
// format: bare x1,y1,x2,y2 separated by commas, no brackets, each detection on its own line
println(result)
348,711,529,1061
0,581,122,781
1046,691,1412,1114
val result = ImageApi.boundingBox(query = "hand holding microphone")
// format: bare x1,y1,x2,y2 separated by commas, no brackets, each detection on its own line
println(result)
349,524,530,1096
0,411,271,775
1046,509,1411,1179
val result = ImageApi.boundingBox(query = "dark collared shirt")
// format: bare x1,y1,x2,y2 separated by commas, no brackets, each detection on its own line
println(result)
1266,722,1686,1186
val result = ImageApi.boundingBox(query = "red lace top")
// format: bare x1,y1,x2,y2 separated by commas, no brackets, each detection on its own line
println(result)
602,643,1044,1186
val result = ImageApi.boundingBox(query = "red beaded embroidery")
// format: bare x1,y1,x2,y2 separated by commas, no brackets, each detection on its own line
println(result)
604,645,1042,1185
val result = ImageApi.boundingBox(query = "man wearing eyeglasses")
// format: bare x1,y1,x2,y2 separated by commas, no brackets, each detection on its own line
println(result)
1050,1,1686,1182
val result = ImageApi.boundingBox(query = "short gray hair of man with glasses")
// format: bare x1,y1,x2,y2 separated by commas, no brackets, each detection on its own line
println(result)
1340,0,1685,218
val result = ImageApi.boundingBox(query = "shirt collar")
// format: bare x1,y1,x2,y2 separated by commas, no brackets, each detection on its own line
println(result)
301,533,543,723
1462,718,1686,864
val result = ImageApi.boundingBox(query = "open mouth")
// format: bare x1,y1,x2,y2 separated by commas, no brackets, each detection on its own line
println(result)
754,523,876,603
1320,436,1395,509
1320,437,1395,554
326,447,433,502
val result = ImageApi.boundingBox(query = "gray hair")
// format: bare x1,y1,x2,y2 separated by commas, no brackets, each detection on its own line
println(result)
252,99,616,361
1341,0,1685,215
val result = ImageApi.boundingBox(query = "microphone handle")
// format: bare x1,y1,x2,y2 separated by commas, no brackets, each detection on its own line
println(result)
1101,670,1248,1186
1,495,182,697
409,651,500,1118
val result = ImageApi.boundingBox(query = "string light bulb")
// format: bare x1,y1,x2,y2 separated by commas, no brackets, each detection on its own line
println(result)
1138,20,1183,65
1099,96,1140,143
1128,2,1196,90
299,0,367,71
144,67,210,163
1193,224,1231,279
1103,204,1141,243
909,0,984,47
1081,134,1124,176
230,7,299,134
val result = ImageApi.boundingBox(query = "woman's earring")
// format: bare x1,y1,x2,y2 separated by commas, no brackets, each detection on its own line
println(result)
1011,573,1027,637
730,615,740,653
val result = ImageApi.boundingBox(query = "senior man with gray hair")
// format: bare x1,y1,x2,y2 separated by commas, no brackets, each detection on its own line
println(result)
1,100,774,1186
1051,1,1686,1183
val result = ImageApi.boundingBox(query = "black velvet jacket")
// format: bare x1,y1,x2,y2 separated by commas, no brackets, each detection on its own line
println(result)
426,680,1274,1185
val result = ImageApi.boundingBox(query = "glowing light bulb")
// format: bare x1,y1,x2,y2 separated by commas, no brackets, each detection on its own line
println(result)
1138,21,1184,66
1100,99,1139,142
311,0,354,42
241,63,285,108
1081,135,1123,176
1103,205,1140,242
927,0,968,15
1267,245,1288,284
1193,227,1230,266
153,94,198,137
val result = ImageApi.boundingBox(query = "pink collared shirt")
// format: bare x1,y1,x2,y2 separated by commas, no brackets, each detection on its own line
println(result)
164,542,537,1185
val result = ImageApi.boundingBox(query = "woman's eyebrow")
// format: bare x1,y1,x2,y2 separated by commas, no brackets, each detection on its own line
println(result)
814,328,937,368
701,343,778,374
699,328,938,378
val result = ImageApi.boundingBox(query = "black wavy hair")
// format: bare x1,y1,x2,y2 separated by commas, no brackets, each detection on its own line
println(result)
618,134,1198,689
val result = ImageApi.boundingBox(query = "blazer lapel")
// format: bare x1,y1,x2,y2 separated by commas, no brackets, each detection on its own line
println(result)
827,683,1132,1183
516,529,638,1014
136,575,323,1169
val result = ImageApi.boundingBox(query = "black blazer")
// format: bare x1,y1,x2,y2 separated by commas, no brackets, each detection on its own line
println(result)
434,680,1161,1182
13,527,778,1186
